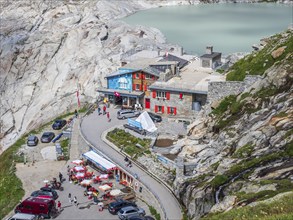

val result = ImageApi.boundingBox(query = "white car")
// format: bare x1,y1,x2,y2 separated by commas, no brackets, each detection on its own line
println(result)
7,213,38,220
118,206,145,219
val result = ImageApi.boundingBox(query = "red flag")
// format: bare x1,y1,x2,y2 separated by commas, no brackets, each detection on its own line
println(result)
76,90,80,107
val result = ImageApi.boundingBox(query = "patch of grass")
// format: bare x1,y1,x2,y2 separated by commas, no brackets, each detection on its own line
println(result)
211,161,220,171
233,143,254,158
149,205,161,220
59,138,70,160
284,129,293,139
275,112,288,118
106,128,151,157
203,192,293,220
0,138,25,219
210,175,228,189
226,33,293,81
212,95,237,117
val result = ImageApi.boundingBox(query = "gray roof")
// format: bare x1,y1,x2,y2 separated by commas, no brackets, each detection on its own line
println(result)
149,84,207,94
159,54,189,69
200,52,221,59
97,88,144,97
142,66,161,77
105,68,136,78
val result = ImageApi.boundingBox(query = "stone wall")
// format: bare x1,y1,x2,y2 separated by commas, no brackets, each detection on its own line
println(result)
207,75,263,103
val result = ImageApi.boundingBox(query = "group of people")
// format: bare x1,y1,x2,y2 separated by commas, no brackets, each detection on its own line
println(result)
124,156,132,168
68,193,78,207
97,104,111,122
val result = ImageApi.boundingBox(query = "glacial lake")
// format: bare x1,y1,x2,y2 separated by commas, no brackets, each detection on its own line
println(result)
122,3,292,55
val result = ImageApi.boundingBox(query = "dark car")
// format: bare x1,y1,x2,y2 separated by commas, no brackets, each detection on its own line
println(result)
41,132,55,143
123,124,146,136
31,189,58,200
148,112,162,123
27,135,39,147
52,119,67,130
108,199,137,215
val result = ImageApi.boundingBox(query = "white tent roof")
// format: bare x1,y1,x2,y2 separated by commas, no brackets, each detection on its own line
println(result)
135,111,157,133
83,150,117,171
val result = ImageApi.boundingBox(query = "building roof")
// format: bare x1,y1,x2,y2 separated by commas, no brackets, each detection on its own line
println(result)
97,88,144,97
122,58,159,70
105,68,136,78
200,52,222,59
143,66,161,77
159,54,189,69
149,60,225,94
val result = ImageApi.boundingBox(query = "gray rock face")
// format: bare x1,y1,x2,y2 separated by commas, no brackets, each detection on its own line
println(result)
0,0,190,151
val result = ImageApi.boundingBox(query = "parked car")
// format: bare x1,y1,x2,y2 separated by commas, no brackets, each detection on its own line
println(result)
108,199,137,215
117,110,140,119
31,189,58,200
52,119,67,130
123,124,146,136
118,206,145,219
15,197,56,219
128,216,155,220
41,132,55,143
27,135,39,147
148,112,162,123
7,213,38,220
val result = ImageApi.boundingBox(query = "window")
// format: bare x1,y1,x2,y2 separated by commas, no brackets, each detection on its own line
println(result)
136,73,139,79
155,105,164,113
135,84,140,90
156,91,166,98
145,74,150,79
167,106,177,115
119,81,127,89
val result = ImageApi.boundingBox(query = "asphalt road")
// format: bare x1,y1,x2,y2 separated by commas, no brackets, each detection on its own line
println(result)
80,107,182,220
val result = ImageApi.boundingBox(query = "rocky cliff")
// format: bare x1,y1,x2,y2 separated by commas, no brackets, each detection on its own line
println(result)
174,30,293,219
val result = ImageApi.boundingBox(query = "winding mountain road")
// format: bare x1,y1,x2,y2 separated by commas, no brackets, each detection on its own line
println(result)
80,107,182,220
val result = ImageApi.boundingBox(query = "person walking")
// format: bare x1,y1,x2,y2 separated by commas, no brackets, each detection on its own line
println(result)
73,196,78,207
107,112,111,122
57,201,62,212
103,105,106,115
59,172,63,183
74,109,78,118
68,193,72,204
97,106,101,115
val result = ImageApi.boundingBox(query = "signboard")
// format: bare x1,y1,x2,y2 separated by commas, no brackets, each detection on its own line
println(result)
128,118,142,129
157,155,168,164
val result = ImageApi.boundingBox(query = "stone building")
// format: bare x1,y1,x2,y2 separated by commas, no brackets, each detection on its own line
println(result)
200,46,222,69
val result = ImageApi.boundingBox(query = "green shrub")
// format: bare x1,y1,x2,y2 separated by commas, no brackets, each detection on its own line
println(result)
212,95,237,116
233,143,254,158
210,175,228,188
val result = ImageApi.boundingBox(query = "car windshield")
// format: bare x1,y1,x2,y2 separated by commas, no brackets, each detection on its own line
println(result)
28,136,36,141
118,209,124,214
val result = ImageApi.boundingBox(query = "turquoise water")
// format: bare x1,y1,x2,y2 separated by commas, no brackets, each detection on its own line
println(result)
122,3,293,55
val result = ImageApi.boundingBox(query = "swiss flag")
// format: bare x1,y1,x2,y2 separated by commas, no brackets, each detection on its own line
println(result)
114,92,120,97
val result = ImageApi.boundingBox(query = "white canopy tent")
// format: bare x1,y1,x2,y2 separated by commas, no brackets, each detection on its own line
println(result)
83,150,117,172
135,111,157,133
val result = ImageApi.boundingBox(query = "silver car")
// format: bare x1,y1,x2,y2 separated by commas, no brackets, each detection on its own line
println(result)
118,206,145,219
117,109,140,119
7,213,38,220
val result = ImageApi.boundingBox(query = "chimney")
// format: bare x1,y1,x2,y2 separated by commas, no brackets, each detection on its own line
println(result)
179,47,183,56
206,46,213,54
157,49,161,56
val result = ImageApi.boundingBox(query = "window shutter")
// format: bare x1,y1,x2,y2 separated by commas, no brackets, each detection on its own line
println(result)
152,90,156,98
152,75,155,80
167,107,170,114
179,93,183,99
144,84,147,91
132,84,136,91
174,107,177,115
139,84,142,91
155,105,158,113
133,73,136,79
142,73,145,80
166,92,170,100
162,106,165,113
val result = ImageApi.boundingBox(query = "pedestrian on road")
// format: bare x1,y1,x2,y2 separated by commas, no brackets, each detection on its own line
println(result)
73,196,78,206
103,105,106,115
68,193,72,204
57,201,61,212
97,106,101,115
74,109,78,118
107,112,111,122
59,172,63,183
134,173,138,179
